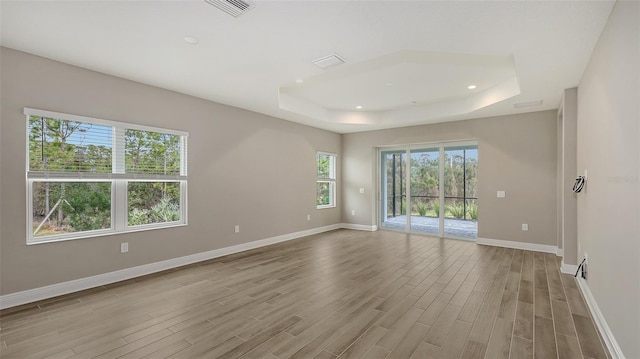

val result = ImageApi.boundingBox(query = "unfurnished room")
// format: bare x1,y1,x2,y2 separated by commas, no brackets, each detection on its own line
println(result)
0,1,638,358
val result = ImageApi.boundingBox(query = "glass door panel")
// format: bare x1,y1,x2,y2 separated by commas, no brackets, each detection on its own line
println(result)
380,150,407,231
409,148,440,236
443,146,478,239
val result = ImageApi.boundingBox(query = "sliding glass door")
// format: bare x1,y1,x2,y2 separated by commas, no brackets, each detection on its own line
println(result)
409,148,440,235
380,142,478,239
380,150,407,231
443,145,478,239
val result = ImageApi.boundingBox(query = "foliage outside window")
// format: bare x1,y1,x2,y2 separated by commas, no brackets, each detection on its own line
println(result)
26,108,188,244
316,152,336,208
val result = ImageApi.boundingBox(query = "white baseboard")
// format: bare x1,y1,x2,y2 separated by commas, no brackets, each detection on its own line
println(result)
0,224,343,310
557,248,564,257
576,278,625,358
477,237,557,254
340,223,378,231
560,262,579,275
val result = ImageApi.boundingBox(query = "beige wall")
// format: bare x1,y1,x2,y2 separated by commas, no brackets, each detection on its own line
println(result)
342,111,558,245
0,47,342,295
576,1,640,357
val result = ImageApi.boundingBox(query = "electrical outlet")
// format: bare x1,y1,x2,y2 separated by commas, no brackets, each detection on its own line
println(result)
522,224,528,231
120,242,128,253
359,188,365,194
497,191,505,198
351,210,356,216
307,214,311,221
234,225,240,233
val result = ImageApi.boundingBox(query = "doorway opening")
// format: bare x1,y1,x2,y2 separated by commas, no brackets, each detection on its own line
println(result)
379,142,478,239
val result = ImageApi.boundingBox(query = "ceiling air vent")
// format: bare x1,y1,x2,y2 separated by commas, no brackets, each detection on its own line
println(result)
204,0,255,17
312,54,346,70
514,100,543,108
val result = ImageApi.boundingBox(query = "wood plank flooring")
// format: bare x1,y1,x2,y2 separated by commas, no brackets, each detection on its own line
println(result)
0,229,609,358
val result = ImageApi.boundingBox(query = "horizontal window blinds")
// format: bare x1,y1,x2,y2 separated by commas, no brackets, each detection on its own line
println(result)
25,109,188,180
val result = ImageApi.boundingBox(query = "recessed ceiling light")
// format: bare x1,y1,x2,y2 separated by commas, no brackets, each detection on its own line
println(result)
295,78,304,84
467,85,477,90
184,36,199,45
386,82,393,86
355,106,363,109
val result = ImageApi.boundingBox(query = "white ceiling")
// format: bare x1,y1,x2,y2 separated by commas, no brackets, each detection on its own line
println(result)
0,0,614,133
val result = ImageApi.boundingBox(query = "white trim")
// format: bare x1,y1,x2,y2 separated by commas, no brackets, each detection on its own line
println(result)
557,248,564,257
340,223,378,231
477,237,557,254
0,224,341,309
560,262,579,275
576,278,625,359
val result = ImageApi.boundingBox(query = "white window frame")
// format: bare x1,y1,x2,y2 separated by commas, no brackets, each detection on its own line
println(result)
25,108,188,244
316,151,336,209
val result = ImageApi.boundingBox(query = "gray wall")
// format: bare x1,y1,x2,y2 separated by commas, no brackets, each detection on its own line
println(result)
342,111,558,245
559,88,578,266
576,1,640,357
0,47,342,295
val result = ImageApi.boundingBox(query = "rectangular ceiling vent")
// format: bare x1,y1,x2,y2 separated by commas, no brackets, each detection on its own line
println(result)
204,0,255,17
514,99,543,108
312,54,346,70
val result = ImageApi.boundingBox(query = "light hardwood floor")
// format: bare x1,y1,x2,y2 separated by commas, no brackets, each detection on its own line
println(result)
0,229,609,359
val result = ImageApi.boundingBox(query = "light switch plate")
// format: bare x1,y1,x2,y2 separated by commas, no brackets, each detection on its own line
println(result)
359,188,365,194
497,191,506,198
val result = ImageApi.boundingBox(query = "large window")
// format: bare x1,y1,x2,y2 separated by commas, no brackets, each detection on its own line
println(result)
316,152,336,208
26,108,188,244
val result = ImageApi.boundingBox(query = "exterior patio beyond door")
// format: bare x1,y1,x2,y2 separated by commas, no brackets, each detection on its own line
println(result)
380,143,478,239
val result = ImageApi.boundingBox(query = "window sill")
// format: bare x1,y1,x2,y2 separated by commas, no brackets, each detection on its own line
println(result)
27,222,188,245
316,205,336,210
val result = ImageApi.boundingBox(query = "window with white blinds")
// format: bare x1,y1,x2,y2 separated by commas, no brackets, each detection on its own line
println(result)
25,108,188,244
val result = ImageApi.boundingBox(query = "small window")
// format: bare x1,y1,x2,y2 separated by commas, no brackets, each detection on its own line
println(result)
26,108,188,244
316,152,336,208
